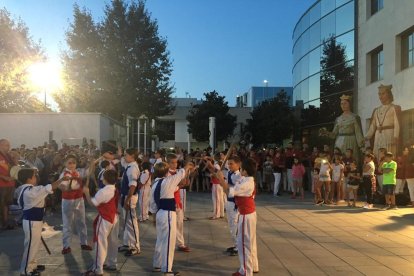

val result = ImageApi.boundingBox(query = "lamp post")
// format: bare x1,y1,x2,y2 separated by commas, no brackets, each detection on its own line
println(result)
139,115,148,155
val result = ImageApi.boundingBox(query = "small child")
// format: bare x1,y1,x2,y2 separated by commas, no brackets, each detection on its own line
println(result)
331,155,344,204
83,170,120,276
151,161,195,274
210,153,224,220
319,152,332,204
215,158,259,276
138,162,152,222
312,168,321,204
262,155,274,193
346,161,360,207
291,157,305,199
60,155,92,254
18,168,68,276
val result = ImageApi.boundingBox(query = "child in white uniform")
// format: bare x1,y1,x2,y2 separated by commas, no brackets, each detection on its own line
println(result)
151,161,194,275
83,170,120,276
18,169,68,276
138,162,152,222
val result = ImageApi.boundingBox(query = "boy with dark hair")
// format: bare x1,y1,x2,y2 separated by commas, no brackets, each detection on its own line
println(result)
83,170,120,276
151,161,195,275
381,152,398,210
165,153,191,253
18,168,69,276
97,160,110,189
215,158,259,276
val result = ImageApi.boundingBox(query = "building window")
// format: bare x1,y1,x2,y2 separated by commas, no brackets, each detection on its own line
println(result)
370,0,384,15
370,46,383,83
401,30,414,70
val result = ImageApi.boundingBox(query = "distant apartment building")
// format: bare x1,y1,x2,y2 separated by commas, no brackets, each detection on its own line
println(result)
236,86,293,108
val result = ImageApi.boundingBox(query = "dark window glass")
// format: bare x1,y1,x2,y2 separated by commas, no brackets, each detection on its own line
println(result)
371,0,384,15
309,47,321,75
310,21,321,49
401,30,414,69
309,73,321,105
336,31,355,61
321,12,336,42
321,0,335,17
370,46,383,83
336,1,354,36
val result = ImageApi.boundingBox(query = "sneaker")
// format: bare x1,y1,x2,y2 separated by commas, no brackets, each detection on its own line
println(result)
103,264,117,271
118,245,129,252
164,272,180,276
125,248,140,256
81,244,93,251
152,267,161,272
183,217,190,221
226,246,236,252
20,270,41,276
61,247,71,254
36,265,45,272
390,205,399,210
229,248,238,256
177,246,191,252
209,216,219,220
368,204,374,209
382,205,391,210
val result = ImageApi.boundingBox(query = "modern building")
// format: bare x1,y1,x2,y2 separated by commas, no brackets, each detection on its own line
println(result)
236,86,293,108
357,0,414,145
158,98,251,150
0,113,126,148
292,0,356,109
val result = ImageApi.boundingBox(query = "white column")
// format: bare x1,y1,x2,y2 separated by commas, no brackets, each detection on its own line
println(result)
137,119,140,151
209,117,216,153
126,116,130,149
144,119,147,155
187,130,191,153
151,119,156,152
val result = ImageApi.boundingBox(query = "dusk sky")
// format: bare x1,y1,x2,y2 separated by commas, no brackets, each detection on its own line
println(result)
2,0,312,106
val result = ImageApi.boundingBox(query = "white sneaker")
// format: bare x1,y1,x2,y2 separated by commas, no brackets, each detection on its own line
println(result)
368,204,373,209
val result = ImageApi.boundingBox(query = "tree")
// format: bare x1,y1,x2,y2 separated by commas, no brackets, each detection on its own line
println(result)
59,0,174,120
300,36,354,148
246,91,296,146
187,91,236,142
0,8,47,112
319,36,354,123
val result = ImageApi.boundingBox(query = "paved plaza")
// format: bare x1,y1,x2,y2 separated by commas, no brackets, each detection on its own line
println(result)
1,193,414,276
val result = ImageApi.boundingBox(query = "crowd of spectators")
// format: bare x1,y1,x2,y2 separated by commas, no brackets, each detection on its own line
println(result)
1,137,413,230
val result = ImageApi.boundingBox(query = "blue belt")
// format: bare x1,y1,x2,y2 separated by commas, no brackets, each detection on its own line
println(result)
23,207,44,221
159,198,176,211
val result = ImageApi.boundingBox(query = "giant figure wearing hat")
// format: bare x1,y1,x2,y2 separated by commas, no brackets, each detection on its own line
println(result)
365,84,402,159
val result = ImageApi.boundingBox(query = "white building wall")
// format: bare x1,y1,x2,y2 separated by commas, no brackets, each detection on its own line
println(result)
0,113,102,148
357,0,414,132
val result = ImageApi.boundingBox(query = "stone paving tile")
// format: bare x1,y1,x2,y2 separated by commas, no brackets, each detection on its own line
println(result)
2,192,414,275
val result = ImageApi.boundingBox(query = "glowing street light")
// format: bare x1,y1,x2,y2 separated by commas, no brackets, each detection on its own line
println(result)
27,61,63,108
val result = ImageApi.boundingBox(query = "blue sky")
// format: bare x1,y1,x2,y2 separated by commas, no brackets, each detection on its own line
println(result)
2,0,312,106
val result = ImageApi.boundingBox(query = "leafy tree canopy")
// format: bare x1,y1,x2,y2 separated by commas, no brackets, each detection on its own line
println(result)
187,91,236,142
59,0,174,120
246,91,296,146
0,8,47,112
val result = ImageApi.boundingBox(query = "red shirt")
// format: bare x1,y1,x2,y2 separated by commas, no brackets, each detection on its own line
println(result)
0,152,14,188
61,170,83,200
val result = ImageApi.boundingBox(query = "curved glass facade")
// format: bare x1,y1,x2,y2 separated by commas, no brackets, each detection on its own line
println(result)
292,0,355,108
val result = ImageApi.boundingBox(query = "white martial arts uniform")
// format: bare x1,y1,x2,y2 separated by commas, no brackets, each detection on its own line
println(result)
120,161,140,251
152,169,187,272
18,183,53,275
60,169,88,249
226,170,242,247
211,163,224,218
230,176,259,276
89,185,119,274
168,169,187,248
138,170,151,221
